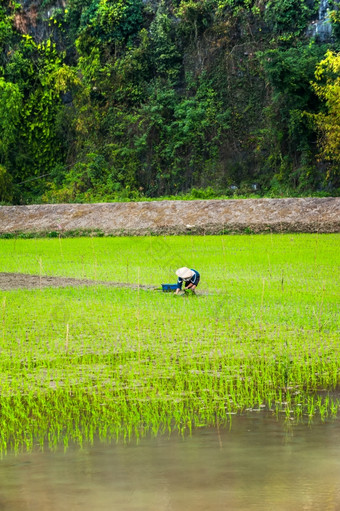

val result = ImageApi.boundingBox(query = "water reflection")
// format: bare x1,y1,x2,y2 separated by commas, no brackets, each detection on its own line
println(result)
1,414,339,511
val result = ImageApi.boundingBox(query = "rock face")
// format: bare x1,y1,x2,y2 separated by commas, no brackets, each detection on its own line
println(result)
307,0,338,41
13,0,66,41
0,198,339,235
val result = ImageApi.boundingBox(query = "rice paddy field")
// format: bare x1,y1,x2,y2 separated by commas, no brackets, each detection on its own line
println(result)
0,233,339,455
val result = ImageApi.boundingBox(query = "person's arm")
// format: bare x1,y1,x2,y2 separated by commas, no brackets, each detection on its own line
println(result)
191,271,198,285
175,277,183,294
186,272,197,288
185,283,196,292
186,271,198,293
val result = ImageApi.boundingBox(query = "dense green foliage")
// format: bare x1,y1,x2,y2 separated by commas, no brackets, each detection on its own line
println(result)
0,234,339,451
0,0,339,203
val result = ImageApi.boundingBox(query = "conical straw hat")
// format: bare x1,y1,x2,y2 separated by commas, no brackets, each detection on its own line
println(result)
176,267,194,280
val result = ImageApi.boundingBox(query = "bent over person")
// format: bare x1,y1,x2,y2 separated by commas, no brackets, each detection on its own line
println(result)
175,267,200,295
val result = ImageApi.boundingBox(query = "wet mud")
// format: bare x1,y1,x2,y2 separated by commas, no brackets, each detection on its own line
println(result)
0,273,156,291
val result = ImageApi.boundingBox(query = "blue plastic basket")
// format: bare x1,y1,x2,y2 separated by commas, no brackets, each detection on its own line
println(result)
161,283,178,292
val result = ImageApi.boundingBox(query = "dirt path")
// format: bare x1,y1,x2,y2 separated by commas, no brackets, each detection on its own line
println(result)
0,273,157,291
0,198,339,235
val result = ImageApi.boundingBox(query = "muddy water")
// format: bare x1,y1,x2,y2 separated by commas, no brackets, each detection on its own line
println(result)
0,415,339,511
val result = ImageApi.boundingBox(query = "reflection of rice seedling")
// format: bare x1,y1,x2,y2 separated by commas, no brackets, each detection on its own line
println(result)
0,233,339,454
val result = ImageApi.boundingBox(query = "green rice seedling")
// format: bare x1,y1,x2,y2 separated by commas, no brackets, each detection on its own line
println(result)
0,233,339,453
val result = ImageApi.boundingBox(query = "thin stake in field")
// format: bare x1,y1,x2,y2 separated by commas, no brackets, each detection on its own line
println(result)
65,323,69,354
260,278,265,324
1,297,5,344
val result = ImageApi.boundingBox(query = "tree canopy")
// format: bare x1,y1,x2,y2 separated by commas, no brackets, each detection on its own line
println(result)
0,0,339,204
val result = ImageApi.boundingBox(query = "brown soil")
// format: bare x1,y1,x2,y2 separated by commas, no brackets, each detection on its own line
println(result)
0,273,157,291
0,198,339,235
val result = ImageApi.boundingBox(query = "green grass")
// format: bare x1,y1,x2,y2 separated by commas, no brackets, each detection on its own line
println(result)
0,234,339,453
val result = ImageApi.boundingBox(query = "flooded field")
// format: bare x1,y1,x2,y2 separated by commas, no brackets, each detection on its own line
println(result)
0,235,339,451
1,414,339,511
0,234,339,509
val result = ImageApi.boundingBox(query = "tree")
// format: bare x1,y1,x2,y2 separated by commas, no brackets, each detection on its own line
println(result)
76,0,144,55
0,78,23,164
149,1,181,81
310,50,340,186
257,43,328,191
264,0,313,36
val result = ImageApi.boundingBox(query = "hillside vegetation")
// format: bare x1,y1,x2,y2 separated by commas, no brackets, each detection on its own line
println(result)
0,0,339,204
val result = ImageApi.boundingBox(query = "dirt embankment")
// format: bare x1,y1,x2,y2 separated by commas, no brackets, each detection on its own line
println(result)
0,198,339,236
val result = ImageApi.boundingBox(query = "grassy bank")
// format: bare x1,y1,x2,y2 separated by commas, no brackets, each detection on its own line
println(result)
0,234,339,453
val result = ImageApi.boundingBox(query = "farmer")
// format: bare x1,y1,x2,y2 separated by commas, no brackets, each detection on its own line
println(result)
175,267,200,295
